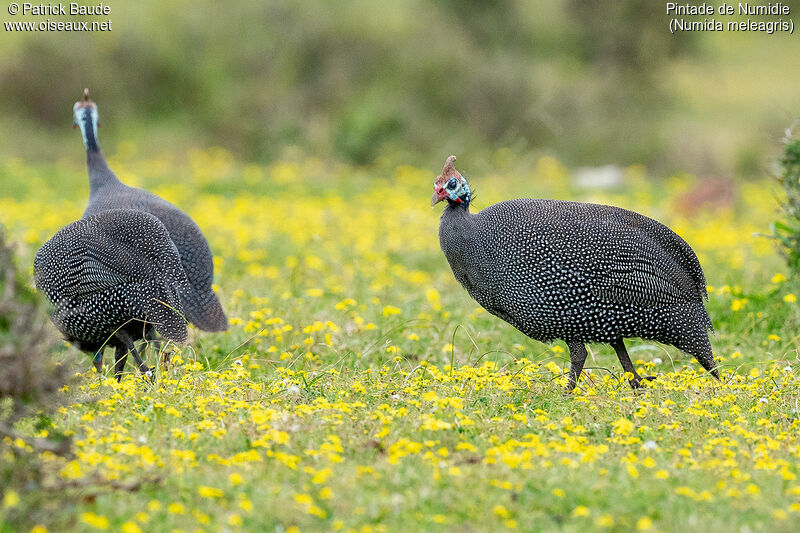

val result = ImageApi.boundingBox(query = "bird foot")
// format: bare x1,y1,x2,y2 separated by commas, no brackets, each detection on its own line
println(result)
630,375,657,389
562,376,580,395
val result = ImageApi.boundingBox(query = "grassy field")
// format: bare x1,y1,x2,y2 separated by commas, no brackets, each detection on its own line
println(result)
1,146,800,532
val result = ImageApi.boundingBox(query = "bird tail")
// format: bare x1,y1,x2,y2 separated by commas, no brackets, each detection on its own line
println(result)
145,297,188,343
689,337,719,379
672,306,718,379
704,305,714,333
181,289,228,332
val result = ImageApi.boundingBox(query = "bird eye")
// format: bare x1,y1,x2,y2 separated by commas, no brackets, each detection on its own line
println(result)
446,177,458,190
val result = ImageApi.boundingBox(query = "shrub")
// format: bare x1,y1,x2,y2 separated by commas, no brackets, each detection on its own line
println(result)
770,124,800,276
0,228,71,529
0,229,66,416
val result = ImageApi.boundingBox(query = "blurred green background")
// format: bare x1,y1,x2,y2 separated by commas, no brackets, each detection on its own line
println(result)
1,0,799,174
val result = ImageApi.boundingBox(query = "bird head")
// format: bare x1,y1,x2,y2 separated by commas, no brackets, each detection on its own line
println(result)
431,155,471,207
73,88,99,151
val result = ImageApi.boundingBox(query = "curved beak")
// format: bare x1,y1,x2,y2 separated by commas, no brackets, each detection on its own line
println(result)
431,186,447,207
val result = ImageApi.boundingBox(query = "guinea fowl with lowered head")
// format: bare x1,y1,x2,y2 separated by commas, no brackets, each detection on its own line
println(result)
432,155,717,391
34,209,189,381
73,89,227,332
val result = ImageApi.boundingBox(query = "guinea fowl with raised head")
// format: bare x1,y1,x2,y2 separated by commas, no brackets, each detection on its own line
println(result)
73,89,227,332
432,155,717,391
34,209,189,381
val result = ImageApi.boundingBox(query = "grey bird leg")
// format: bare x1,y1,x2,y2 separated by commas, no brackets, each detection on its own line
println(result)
161,343,171,372
565,341,588,392
114,330,153,382
145,329,169,371
611,339,656,389
113,345,129,382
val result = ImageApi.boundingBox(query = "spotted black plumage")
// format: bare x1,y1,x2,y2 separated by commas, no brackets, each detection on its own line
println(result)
73,89,227,332
432,156,717,391
34,209,189,380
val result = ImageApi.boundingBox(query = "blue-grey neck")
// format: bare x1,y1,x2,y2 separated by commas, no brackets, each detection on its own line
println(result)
74,106,121,195
78,107,99,152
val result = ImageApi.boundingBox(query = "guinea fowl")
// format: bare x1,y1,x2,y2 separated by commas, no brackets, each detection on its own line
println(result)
73,89,227,332
432,156,717,391
34,209,189,380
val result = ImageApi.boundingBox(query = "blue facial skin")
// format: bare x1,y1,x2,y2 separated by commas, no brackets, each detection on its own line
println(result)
73,104,99,151
446,175,471,204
